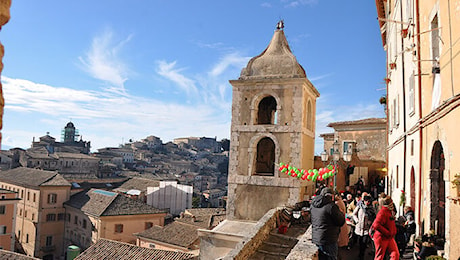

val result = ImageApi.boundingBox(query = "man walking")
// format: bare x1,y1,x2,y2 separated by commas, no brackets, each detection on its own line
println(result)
311,187,346,260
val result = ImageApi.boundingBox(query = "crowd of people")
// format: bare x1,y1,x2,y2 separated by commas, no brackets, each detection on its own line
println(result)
309,178,424,260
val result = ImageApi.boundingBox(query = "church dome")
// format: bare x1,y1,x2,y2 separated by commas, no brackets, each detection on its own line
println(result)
239,26,306,80
66,122,75,128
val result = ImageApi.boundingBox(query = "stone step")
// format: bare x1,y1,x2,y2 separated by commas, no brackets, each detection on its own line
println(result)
258,243,293,255
248,251,286,260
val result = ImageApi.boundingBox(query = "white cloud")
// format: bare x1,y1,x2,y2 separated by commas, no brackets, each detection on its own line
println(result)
282,0,318,8
309,73,334,82
156,60,199,95
261,2,272,8
1,76,232,151
78,28,131,94
209,52,250,77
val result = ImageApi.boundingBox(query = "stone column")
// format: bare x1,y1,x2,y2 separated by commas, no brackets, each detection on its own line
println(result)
0,0,12,148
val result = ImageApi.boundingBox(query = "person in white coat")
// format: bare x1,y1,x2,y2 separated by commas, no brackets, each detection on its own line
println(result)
352,195,376,260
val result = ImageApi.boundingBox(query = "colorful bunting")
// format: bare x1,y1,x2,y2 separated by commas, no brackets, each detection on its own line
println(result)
278,162,336,182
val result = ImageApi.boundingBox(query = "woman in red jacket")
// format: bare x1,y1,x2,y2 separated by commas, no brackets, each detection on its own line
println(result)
371,196,400,260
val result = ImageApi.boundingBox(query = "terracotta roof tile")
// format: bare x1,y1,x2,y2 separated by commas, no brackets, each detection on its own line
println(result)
103,193,166,216
74,238,195,260
65,189,166,217
113,177,160,193
0,167,70,188
175,215,211,229
135,222,199,248
327,117,386,127
0,250,39,259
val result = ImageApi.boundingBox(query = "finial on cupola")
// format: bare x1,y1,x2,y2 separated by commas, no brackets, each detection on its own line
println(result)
276,20,284,30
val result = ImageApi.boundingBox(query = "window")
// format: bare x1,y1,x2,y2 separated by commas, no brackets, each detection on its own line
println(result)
145,222,153,230
396,95,400,126
306,100,313,130
149,243,156,249
0,225,6,234
115,224,123,233
0,205,5,215
411,139,414,156
19,209,22,216
26,234,29,243
74,216,78,225
406,0,413,21
392,98,397,128
31,213,35,221
254,137,275,176
82,219,87,229
27,192,30,201
33,193,36,202
47,193,57,204
431,15,440,65
409,73,415,114
257,96,277,125
343,142,353,153
20,190,24,198
46,214,56,222
45,236,53,246
58,213,66,221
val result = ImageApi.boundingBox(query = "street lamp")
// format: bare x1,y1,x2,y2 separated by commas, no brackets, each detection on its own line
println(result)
321,140,352,191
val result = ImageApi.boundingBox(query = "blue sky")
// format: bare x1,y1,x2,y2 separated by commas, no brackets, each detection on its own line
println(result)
0,0,386,154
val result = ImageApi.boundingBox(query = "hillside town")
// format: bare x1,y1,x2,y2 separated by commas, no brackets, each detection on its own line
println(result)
1,0,460,260
0,121,229,259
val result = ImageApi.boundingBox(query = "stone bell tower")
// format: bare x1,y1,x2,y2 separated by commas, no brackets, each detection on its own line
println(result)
227,21,320,221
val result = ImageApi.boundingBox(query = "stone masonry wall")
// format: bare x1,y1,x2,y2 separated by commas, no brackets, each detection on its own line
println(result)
223,208,279,260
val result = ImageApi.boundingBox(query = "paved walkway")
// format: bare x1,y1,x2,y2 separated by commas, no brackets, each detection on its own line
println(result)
338,240,414,260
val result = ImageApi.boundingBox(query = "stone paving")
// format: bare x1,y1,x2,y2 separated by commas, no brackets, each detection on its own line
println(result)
339,240,414,260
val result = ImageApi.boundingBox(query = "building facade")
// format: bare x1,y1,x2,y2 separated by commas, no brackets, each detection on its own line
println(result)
376,0,460,258
24,151,100,177
0,168,71,260
0,188,20,251
319,118,387,191
64,189,167,250
146,181,192,216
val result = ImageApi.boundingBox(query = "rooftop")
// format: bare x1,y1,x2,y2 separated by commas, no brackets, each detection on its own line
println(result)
327,117,386,127
113,177,160,193
0,167,70,188
0,250,39,260
74,238,195,260
135,221,200,248
65,189,166,217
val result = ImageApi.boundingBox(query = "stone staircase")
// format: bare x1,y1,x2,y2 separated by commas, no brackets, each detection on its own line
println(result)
248,224,308,260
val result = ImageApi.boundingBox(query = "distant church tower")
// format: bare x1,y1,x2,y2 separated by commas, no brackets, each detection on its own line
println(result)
227,22,320,221
62,121,79,143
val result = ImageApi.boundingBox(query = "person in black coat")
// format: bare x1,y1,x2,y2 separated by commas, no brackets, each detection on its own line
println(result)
311,187,346,260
